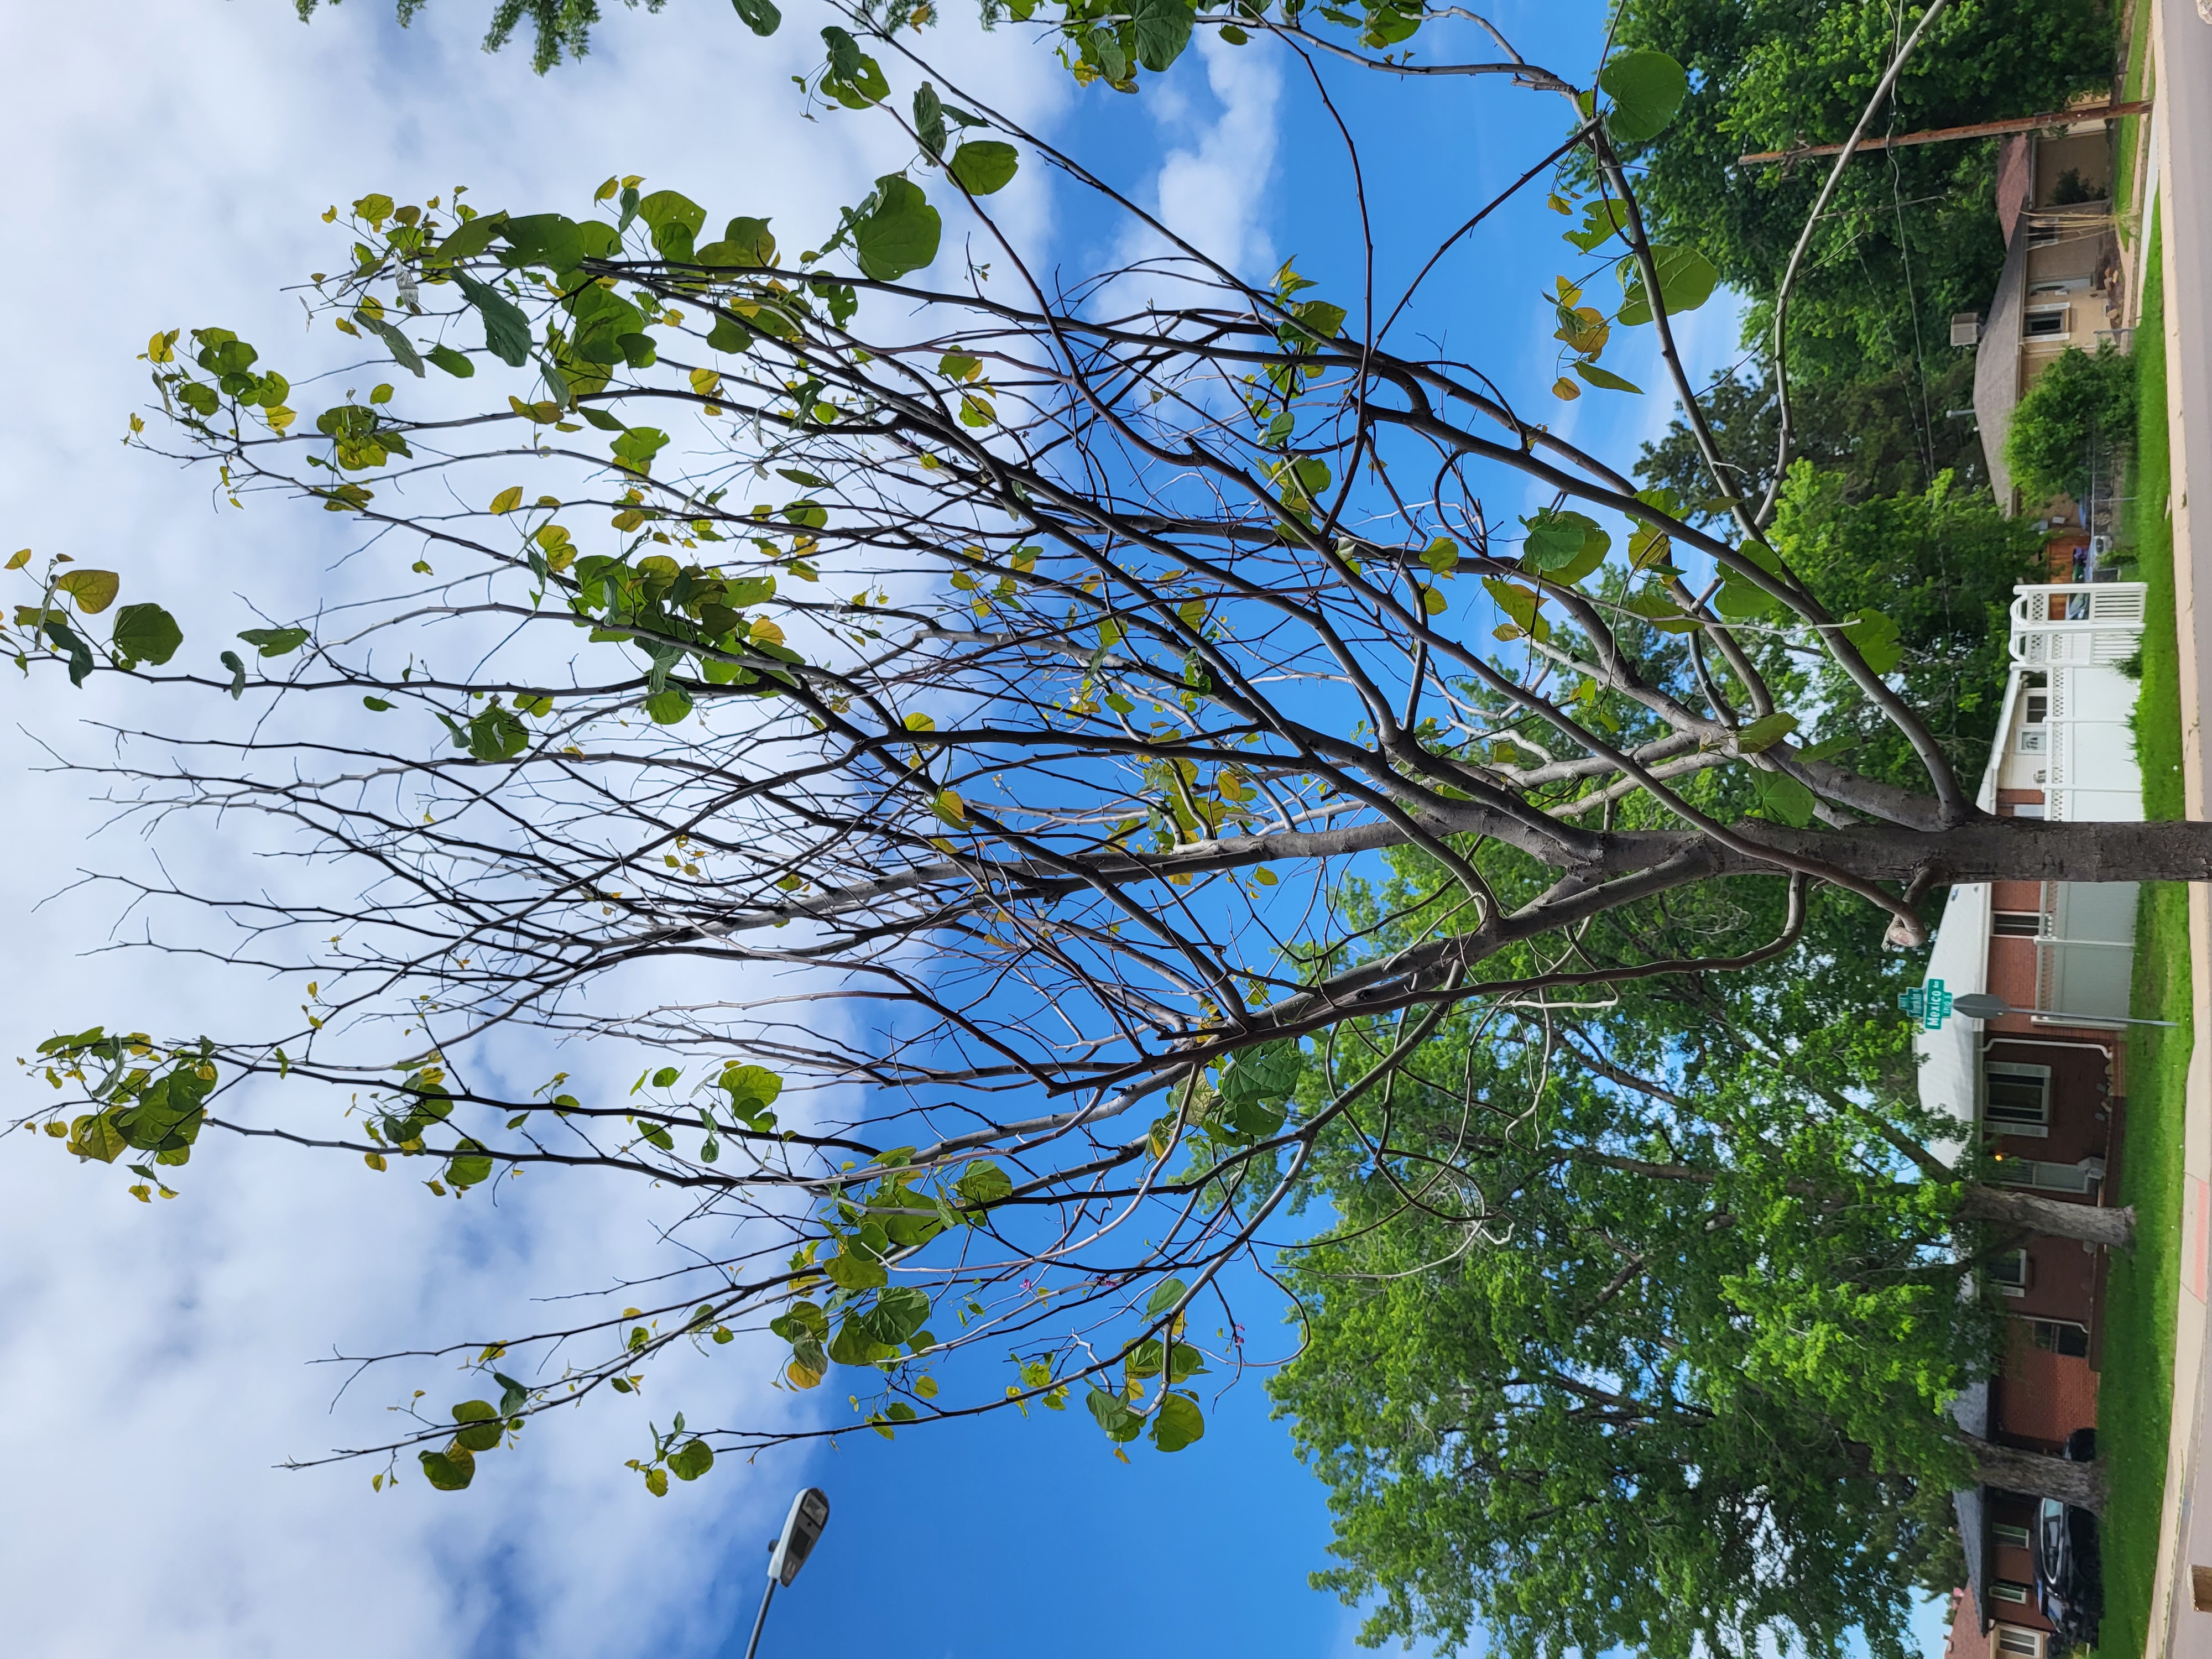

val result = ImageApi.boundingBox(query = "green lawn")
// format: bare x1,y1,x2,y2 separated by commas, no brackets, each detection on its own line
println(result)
2096,212,2186,1659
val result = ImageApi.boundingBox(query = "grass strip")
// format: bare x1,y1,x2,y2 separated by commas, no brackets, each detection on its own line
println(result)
2115,0,2155,245
2096,209,2183,1659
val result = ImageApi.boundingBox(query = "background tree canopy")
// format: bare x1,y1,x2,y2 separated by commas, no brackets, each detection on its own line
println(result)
1634,356,1989,513
1270,852,2030,1658
1619,0,2114,524
1614,0,2113,383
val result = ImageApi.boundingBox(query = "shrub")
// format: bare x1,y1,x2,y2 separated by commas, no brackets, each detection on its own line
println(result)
2006,342,2136,504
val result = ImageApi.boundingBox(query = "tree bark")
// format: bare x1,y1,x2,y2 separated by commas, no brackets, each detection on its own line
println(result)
1956,1185,2135,1250
1969,1437,2106,1514
1606,816,2212,888
703,816,2212,942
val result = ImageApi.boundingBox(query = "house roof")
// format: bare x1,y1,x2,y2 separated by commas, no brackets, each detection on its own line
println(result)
1973,233,2028,509
1951,1479,1992,1631
1926,668,2022,1640
1916,668,2018,1165
1918,879,1989,1169
1995,135,2033,248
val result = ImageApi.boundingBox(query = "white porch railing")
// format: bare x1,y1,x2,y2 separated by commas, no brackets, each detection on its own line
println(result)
2008,582,2147,666
2007,583,2147,828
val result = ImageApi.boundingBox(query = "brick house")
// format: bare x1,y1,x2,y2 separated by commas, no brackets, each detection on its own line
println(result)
1921,577,2146,1656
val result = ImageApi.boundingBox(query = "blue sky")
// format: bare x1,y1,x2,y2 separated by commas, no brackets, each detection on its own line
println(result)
0,3,1946,1657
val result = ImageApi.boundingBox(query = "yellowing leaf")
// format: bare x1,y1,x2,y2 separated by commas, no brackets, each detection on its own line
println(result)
490,486,524,515
1552,377,1581,401
1627,521,1671,571
69,1113,126,1164
55,569,121,615
4,549,30,571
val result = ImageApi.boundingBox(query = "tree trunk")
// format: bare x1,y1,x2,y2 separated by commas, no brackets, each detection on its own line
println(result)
1969,1437,2106,1514
1607,817,2212,886
1956,1185,2135,1250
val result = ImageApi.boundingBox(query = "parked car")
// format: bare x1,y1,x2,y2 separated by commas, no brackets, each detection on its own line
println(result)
2037,1428,2104,1650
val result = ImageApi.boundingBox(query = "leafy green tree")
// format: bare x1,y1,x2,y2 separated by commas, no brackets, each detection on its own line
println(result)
1276,1091,1979,1659
1270,855,2114,1657
1757,462,2043,791
1635,356,1987,515
1611,0,2113,387
2005,340,2138,505
7,15,2189,1507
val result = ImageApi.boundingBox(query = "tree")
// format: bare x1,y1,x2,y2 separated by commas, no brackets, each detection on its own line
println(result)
2005,340,2138,506
1611,0,2113,389
1269,853,2112,1658
295,0,673,74
8,12,2195,1509
1757,462,2043,790
1275,1090,1984,1659
1635,357,1988,516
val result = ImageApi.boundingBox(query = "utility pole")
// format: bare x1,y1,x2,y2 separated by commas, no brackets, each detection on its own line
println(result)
1739,100,2153,165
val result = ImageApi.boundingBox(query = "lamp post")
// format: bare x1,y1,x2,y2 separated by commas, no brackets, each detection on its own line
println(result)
743,1488,831,1659
1949,991,2177,1026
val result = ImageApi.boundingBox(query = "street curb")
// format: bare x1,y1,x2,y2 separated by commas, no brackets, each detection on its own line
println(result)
2143,0,2212,1652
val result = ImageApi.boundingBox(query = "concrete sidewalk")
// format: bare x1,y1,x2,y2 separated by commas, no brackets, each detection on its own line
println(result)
2139,0,2212,1653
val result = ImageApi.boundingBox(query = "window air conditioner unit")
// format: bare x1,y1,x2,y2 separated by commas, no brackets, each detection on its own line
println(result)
1951,312,1983,347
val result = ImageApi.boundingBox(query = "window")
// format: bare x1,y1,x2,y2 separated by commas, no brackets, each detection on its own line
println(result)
1994,911,2043,937
1996,1157,2096,1192
2026,307,2069,338
1997,1627,2043,1657
1994,1522,2032,1550
1987,1249,2030,1297
2018,726,2048,753
2025,691,2050,724
2027,1318,2091,1357
1992,1582,2032,1604
1985,1062,2052,1129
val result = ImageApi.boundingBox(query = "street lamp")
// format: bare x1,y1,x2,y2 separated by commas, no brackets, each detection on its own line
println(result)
742,1487,831,1659
1949,991,2177,1027
1898,979,2176,1029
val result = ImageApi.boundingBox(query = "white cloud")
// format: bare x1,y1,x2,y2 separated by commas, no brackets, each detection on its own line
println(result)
0,4,1072,1654
1149,30,1285,282
1093,27,1282,312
